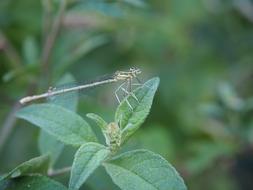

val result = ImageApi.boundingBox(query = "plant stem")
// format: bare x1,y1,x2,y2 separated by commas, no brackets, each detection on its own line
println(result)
42,0,54,43
0,83,37,153
0,102,21,153
0,31,22,69
47,166,71,177
41,0,67,76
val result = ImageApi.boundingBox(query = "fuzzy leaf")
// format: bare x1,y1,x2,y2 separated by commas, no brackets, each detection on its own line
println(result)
86,113,108,130
115,78,159,140
69,142,111,190
38,74,78,166
16,104,97,146
104,149,186,190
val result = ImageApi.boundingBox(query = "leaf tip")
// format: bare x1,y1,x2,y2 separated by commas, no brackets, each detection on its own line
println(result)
149,77,160,87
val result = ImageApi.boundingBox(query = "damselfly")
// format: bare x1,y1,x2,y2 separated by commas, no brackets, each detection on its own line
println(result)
19,67,142,109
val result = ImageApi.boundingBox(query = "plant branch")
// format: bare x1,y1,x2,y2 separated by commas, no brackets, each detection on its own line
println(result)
0,2,68,149
42,0,67,75
0,31,22,69
47,166,71,177
0,101,21,153
0,82,37,153
42,0,54,42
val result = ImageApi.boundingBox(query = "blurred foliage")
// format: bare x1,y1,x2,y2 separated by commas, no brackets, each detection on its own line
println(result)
1,0,253,189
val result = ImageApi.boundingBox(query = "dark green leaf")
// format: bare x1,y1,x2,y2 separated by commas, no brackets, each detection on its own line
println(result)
1,155,49,180
0,175,67,190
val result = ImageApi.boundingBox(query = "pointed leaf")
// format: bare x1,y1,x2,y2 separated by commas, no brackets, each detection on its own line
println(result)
104,149,187,190
16,104,97,146
86,113,108,130
121,123,134,143
69,142,111,190
115,78,159,139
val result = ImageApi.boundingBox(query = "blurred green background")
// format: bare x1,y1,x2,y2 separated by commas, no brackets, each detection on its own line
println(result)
1,0,253,189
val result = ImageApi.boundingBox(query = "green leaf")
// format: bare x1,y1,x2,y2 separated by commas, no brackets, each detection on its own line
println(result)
86,113,108,131
69,1,124,18
69,142,111,190
115,78,159,140
185,141,234,175
54,34,108,77
122,0,147,8
38,131,64,166
38,74,78,166
104,149,186,190
1,155,50,180
218,82,244,111
16,103,97,146
48,73,79,111
121,123,135,143
85,167,119,190
0,175,67,190
22,36,39,65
